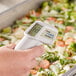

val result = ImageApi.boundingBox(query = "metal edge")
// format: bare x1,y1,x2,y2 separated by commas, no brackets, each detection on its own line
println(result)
0,0,46,29
0,0,30,15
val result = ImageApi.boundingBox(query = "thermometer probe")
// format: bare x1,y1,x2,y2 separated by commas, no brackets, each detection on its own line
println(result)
15,21,58,50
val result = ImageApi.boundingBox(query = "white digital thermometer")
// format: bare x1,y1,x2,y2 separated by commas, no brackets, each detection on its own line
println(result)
15,21,58,50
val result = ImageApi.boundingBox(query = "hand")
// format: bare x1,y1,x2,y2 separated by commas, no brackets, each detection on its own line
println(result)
0,44,44,76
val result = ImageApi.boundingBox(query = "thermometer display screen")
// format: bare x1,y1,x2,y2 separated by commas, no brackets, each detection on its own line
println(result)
28,23,42,36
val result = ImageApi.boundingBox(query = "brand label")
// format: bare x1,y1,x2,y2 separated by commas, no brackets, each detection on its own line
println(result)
41,29,56,40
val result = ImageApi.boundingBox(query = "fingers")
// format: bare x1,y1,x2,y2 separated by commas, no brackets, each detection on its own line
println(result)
2,44,16,49
0,44,16,51
18,45,45,69
26,45,45,58
6,44,16,49
0,45,45,76
29,59,38,69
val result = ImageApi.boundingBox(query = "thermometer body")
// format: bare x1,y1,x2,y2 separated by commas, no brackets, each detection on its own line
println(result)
15,21,58,50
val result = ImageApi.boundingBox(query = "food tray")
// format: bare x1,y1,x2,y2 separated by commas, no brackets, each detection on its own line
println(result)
0,0,76,76
0,0,47,29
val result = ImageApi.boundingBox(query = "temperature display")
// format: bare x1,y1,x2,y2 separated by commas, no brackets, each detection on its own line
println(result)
28,23,42,36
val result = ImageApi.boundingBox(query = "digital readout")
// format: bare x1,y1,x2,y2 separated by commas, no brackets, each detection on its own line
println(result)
28,23,42,36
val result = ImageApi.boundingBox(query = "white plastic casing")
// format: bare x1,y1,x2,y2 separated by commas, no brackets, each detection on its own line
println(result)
15,21,58,50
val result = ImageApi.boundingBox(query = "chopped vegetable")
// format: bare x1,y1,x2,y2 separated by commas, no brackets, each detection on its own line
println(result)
41,52,59,63
65,37,74,46
30,70,37,75
60,58,76,65
69,42,76,52
35,66,40,71
2,27,12,33
41,1,49,8
56,40,65,47
65,26,74,33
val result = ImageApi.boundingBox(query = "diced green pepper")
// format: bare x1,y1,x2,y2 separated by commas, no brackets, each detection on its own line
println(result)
69,42,76,52
2,27,11,33
71,11,76,19
41,1,48,8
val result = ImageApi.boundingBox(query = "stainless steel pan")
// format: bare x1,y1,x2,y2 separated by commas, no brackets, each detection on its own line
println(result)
0,0,47,29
